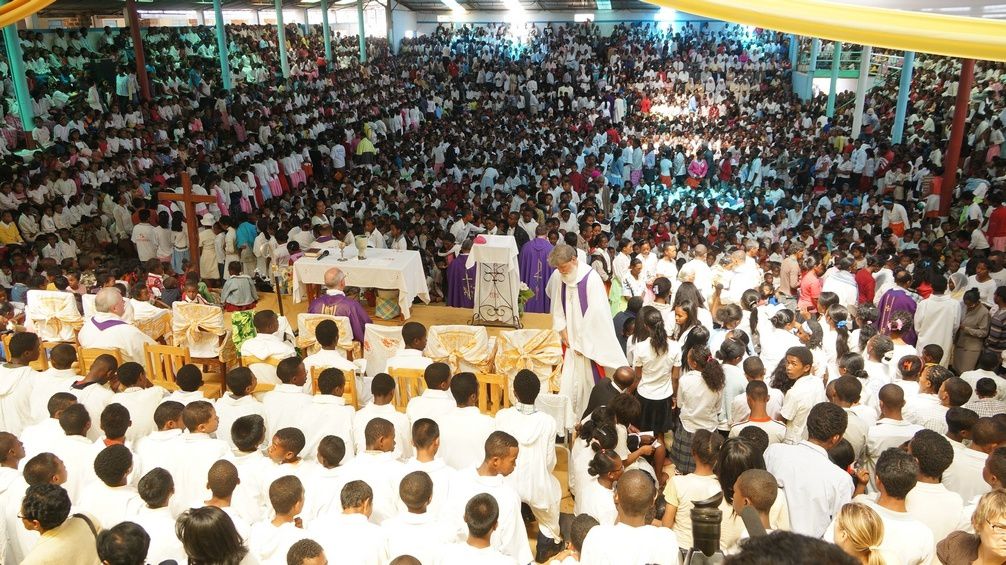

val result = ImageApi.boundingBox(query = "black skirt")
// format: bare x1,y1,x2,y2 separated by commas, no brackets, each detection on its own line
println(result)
636,393,674,435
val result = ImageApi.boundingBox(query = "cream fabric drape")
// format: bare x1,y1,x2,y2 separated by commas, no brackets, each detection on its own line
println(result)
172,303,229,361
424,325,496,374
296,313,357,358
494,329,563,392
362,323,404,378
25,290,83,342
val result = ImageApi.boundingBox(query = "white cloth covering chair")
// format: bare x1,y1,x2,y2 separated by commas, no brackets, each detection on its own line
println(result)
423,325,496,374
494,329,563,399
362,323,404,378
296,313,359,359
25,290,83,342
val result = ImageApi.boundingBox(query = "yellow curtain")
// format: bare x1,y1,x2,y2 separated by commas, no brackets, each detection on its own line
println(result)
0,0,57,28
647,0,1006,61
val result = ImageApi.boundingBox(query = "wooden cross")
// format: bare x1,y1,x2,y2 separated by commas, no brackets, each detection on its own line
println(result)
158,171,217,269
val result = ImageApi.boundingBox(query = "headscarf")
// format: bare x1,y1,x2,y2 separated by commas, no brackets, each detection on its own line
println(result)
949,272,968,301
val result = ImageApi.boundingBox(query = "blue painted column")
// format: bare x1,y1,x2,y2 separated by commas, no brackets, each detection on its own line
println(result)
891,51,915,145
213,0,232,90
789,34,799,92
826,41,842,117
357,0,367,63
275,0,290,78
1,3,34,133
320,0,333,66
804,38,820,101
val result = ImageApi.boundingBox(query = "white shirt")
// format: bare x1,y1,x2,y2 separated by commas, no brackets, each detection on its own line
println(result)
406,389,456,426
308,513,389,565
261,384,312,440
438,406,495,471
130,506,186,564
300,464,346,525
826,497,935,565
164,432,231,509
905,481,964,542
780,375,827,443
353,402,413,461
495,406,561,507
0,365,36,435
575,477,618,526
76,483,143,534
302,395,356,463
78,313,156,365
942,441,990,503
436,543,518,565
20,418,66,462
338,450,406,524
49,434,98,502
765,441,853,538
903,394,949,434
301,349,356,395
632,338,681,400
248,521,304,565
865,418,924,478
402,457,456,520
677,370,722,433
214,393,266,450
580,522,681,565
230,451,273,525
444,468,532,564
27,368,78,425
384,511,458,565
385,349,435,372
70,381,115,441
114,386,167,442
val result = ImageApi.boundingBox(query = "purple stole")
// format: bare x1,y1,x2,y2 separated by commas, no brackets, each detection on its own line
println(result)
92,318,128,331
560,274,603,385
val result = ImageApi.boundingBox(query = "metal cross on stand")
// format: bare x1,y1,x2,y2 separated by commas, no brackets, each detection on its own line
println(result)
157,171,217,269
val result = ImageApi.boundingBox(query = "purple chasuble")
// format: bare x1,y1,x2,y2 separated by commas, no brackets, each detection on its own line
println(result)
92,318,129,331
446,254,476,309
307,293,372,342
877,288,919,346
519,238,555,313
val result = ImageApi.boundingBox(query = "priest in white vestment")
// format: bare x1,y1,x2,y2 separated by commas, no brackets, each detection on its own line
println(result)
78,288,155,364
913,279,960,366
546,245,628,417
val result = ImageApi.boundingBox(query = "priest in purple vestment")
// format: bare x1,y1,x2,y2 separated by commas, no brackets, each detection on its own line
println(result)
877,270,921,346
307,267,372,342
519,226,555,314
446,240,476,308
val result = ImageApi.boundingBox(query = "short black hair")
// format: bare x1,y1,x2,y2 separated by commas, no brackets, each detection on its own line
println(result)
94,444,133,487
100,403,131,439
8,332,39,358
181,401,215,432
226,367,255,395
464,493,499,538
96,521,151,565
315,319,340,348
253,309,278,331
304,431,341,467
317,368,345,395
231,414,266,452
910,429,954,480
875,448,919,499
805,402,847,442
116,362,145,387
484,430,518,460
21,484,71,530
725,530,858,565
401,322,427,347
569,513,599,553
340,480,373,509
24,453,63,486
977,377,999,398
450,372,478,404
287,538,325,565
274,428,306,458
411,418,439,450
943,377,973,407
418,360,449,389
58,403,90,436
365,418,395,448
946,407,979,436
513,369,540,404
832,376,862,404
371,373,396,397
137,467,174,508
398,470,433,511
175,364,204,392
46,392,77,418
153,401,184,430
268,475,304,515
276,357,304,384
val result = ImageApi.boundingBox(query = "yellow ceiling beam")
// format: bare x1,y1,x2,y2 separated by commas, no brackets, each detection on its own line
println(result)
646,0,1006,61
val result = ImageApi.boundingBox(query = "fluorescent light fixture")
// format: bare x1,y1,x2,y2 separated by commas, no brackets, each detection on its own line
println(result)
301,0,321,4
441,0,466,12
595,0,610,9
654,7,675,20
574,12,593,21
502,0,524,11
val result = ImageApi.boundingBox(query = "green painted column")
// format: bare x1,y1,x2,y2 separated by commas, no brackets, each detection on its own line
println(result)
213,0,232,90
826,41,842,117
804,37,820,101
275,0,290,78
2,2,34,133
357,0,367,63
320,0,333,66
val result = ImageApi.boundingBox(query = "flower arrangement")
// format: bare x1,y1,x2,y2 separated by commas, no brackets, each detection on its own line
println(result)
518,282,535,316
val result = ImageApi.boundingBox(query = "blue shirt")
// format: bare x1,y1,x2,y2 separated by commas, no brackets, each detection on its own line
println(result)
236,222,257,250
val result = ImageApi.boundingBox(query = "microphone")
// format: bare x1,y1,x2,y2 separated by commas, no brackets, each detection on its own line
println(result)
316,250,331,261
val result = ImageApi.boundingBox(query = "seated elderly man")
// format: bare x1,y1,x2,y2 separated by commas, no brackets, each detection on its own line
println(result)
77,287,155,364
307,267,372,342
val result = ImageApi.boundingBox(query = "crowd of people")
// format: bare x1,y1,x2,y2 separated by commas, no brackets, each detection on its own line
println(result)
0,11,1005,565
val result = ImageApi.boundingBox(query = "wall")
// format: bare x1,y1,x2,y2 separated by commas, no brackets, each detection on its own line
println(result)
412,9,723,36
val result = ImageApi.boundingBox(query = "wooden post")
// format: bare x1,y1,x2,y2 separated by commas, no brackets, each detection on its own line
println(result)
157,172,217,270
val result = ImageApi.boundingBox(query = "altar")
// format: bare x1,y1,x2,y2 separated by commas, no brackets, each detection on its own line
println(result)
291,248,431,319
466,234,521,328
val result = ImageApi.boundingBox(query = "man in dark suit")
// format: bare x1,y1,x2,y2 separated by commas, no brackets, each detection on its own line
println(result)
581,365,635,420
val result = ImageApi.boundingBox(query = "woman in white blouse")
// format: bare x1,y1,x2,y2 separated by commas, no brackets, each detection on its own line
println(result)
673,343,726,475
575,445,623,526
633,308,682,441
758,309,802,377
656,242,679,282
609,238,633,315
623,258,647,301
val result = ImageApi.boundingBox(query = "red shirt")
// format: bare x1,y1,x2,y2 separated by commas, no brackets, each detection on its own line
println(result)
987,206,1006,239
855,268,876,304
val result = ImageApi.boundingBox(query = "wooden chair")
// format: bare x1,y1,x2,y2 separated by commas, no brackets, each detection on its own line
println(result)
144,343,223,399
0,333,49,370
310,366,358,409
387,367,426,413
476,373,511,416
240,355,283,389
79,347,123,373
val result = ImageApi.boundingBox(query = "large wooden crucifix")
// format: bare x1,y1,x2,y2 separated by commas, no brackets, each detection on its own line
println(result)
158,171,217,269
